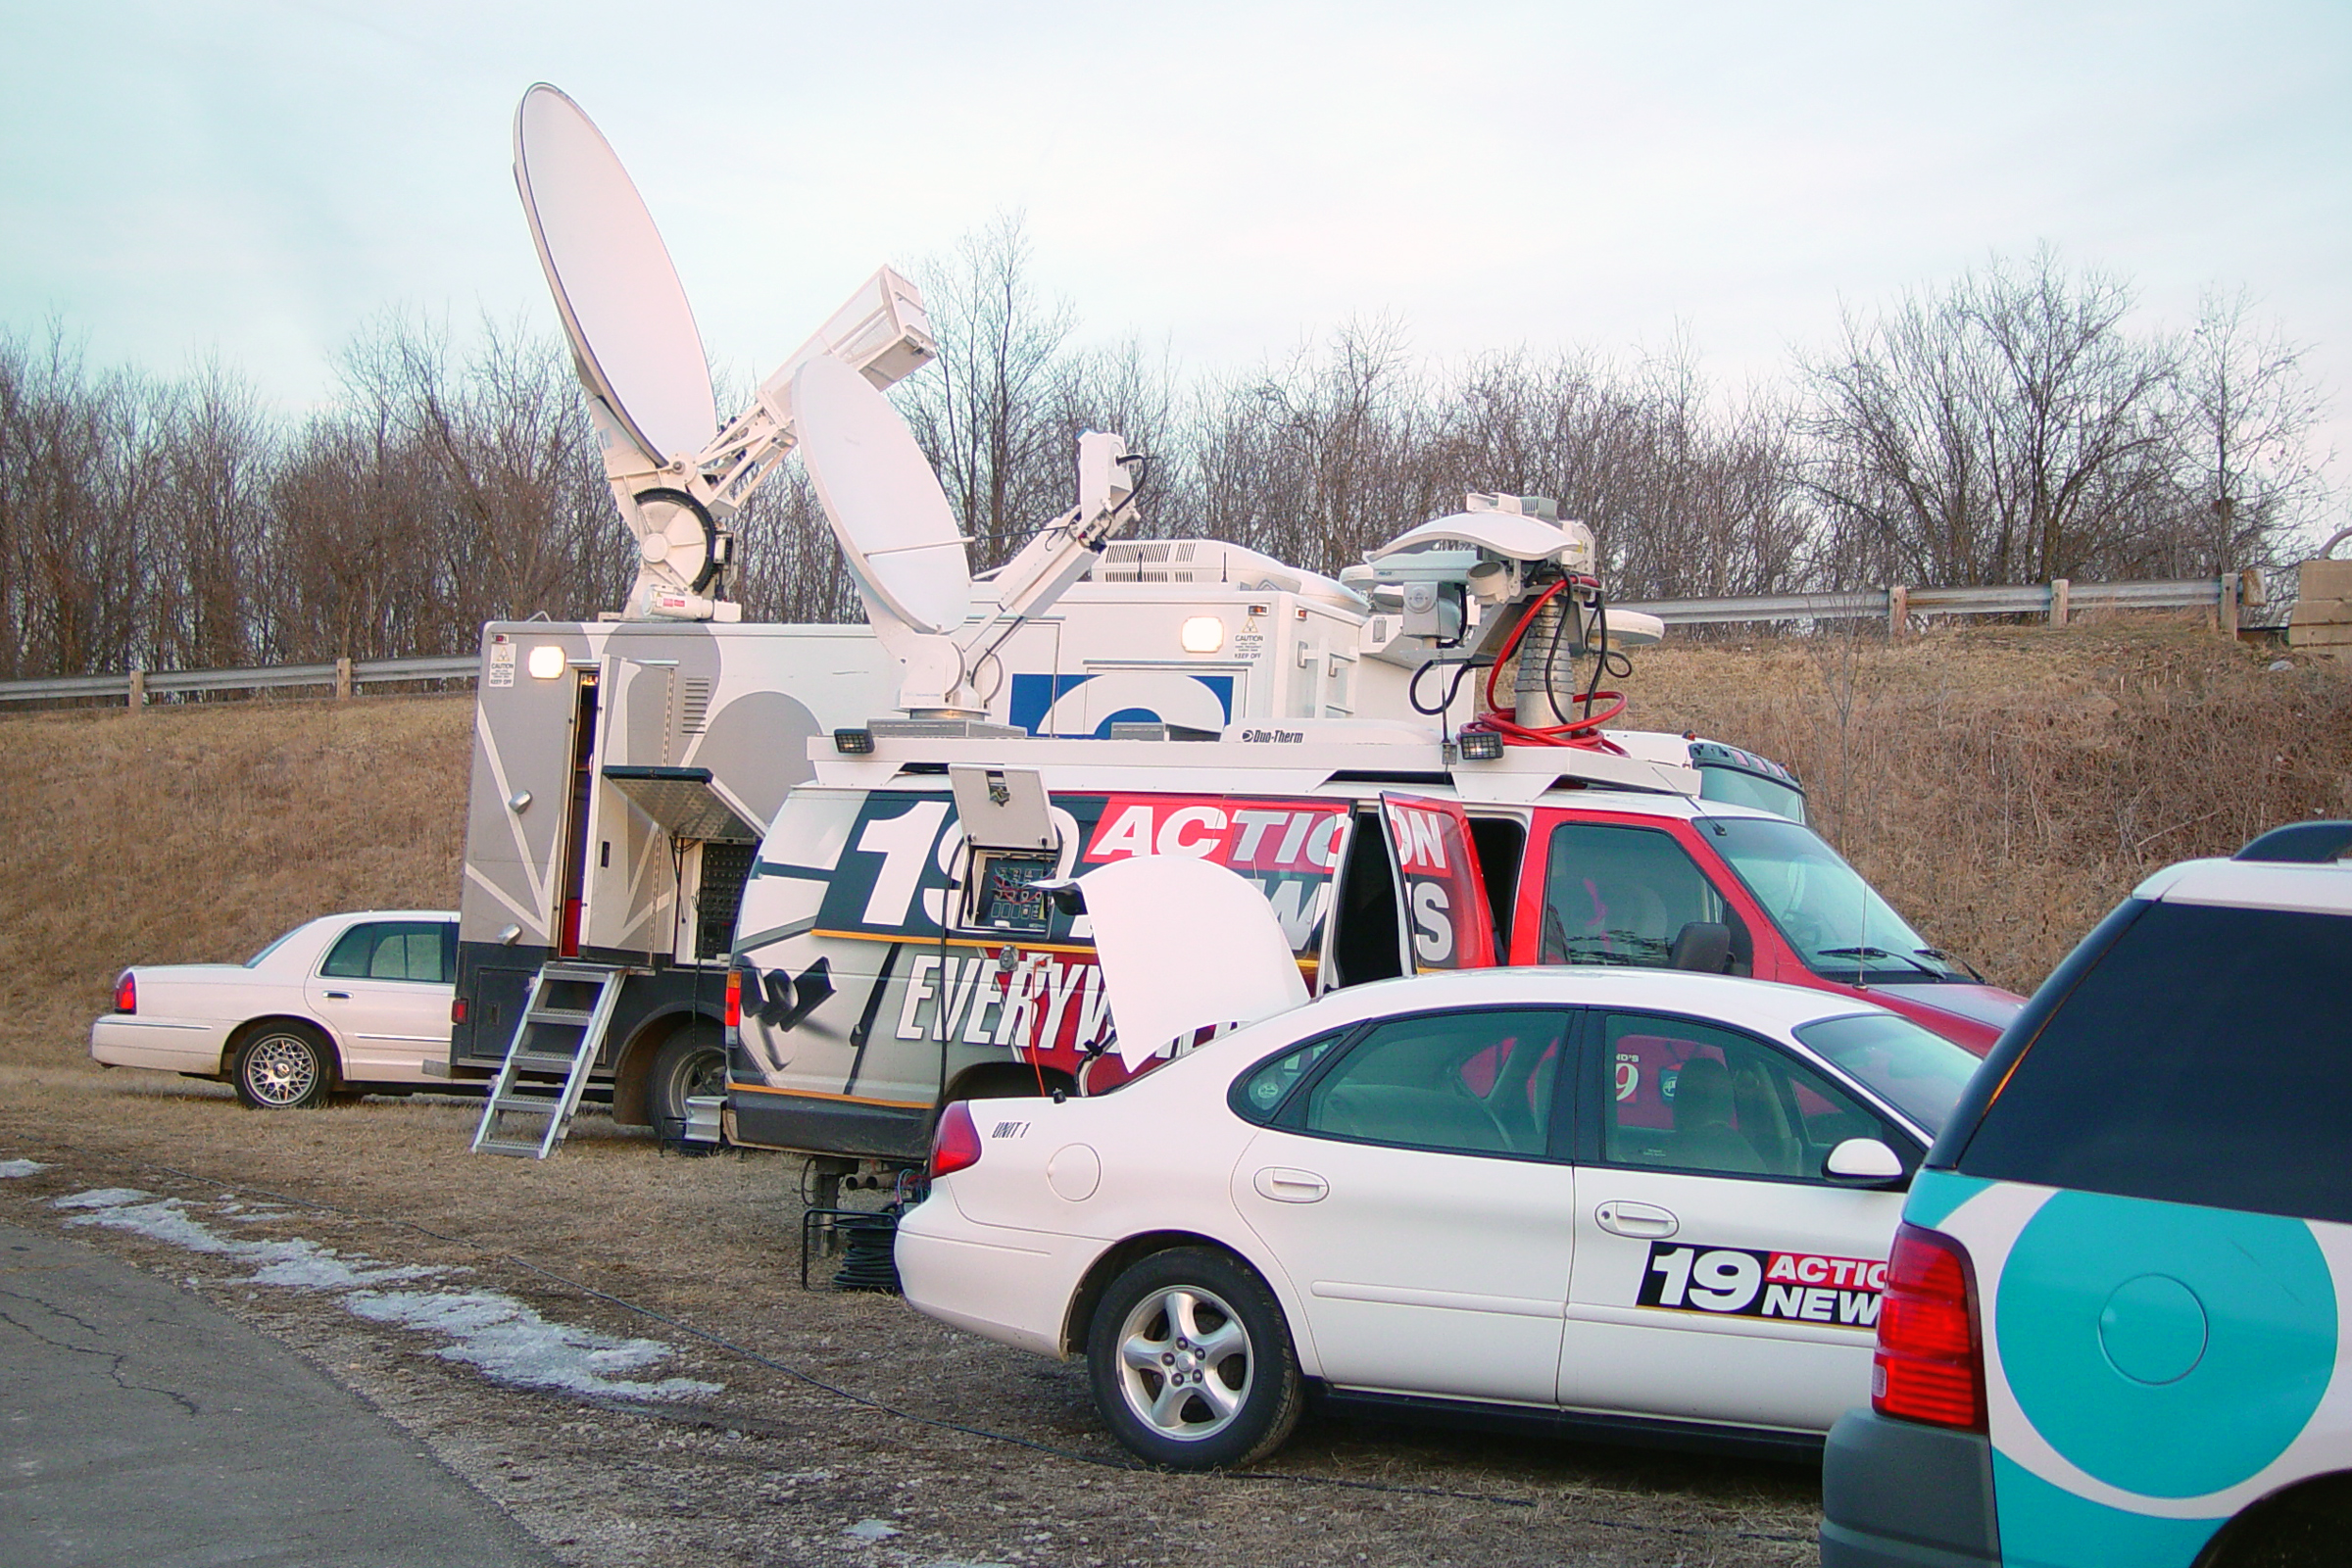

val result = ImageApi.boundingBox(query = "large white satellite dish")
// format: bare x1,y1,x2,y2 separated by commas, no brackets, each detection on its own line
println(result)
514,83,716,466
793,353,973,636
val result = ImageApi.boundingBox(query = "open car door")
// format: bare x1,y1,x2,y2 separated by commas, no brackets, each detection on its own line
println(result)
1378,792,1498,973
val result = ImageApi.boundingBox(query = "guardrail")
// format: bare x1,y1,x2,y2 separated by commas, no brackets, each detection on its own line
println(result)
0,654,479,707
1617,575,2242,634
0,574,2252,709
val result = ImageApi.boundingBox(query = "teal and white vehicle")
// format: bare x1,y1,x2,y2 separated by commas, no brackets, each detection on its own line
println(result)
1821,822,2352,1568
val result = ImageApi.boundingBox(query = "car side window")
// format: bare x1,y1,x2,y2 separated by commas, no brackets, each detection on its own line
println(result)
1231,1031,1348,1123
1298,1009,1567,1158
1598,1010,1894,1181
320,922,451,984
1542,823,1751,974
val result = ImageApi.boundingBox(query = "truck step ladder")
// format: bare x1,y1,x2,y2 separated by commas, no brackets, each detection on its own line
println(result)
470,963,632,1158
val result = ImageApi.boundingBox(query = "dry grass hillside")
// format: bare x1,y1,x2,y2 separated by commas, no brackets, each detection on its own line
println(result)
3,623,2345,1068
0,695,473,1066
1628,620,2352,989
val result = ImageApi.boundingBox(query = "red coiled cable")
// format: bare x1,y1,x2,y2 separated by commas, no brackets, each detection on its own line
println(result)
1464,579,1626,751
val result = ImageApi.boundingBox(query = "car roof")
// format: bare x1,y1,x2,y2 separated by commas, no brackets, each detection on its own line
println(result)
2132,858,2352,918
1264,965,1888,1039
323,909,460,921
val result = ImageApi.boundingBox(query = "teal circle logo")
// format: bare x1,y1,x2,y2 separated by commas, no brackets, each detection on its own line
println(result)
2098,1275,2206,1384
1998,1191,2335,1498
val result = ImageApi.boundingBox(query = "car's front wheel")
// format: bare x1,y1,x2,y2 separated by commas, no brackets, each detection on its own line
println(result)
230,1024,334,1109
1086,1247,1302,1469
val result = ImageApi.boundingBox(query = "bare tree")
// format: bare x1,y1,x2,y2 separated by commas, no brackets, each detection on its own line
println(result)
2,235,2340,680
895,213,1078,569
1800,248,2176,586
149,356,273,670
2156,285,2334,573
0,325,157,677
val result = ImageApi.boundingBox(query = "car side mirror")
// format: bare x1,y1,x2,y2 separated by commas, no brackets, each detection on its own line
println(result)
1669,921,1732,974
1823,1137,1906,1186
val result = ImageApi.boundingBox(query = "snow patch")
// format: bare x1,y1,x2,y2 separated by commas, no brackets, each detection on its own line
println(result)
0,1158,46,1178
59,1194,426,1287
345,1290,720,1399
53,1187,150,1208
48,1187,715,1401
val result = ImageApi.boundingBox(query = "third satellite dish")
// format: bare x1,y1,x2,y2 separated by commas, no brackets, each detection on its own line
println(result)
514,83,716,466
794,354,973,636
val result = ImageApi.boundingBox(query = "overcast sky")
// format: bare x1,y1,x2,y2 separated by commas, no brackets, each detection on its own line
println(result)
4,0,2347,501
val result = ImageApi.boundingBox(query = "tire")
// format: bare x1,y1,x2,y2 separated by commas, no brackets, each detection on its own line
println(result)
230,1024,335,1109
647,1024,726,1144
1086,1246,1302,1470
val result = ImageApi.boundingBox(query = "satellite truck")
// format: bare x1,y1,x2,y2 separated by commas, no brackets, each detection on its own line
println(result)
451,86,2014,1166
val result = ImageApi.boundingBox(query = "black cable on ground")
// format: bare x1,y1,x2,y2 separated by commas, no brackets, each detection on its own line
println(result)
22,1137,1813,1536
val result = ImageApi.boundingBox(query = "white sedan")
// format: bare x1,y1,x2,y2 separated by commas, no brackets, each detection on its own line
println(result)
896,861,1981,1470
91,910,460,1109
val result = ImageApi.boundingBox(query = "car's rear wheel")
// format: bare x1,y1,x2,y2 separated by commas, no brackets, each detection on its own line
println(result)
230,1025,334,1109
1086,1247,1301,1469
648,1024,726,1144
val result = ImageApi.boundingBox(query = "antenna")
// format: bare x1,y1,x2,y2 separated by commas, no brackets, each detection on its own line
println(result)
510,84,1140,698
790,359,1146,715
512,84,937,623
793,354,973,637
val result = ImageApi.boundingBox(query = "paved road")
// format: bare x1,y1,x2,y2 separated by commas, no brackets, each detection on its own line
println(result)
0,1220,556,1567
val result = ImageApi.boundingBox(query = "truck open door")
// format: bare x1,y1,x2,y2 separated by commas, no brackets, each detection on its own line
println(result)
1378,793,1499,973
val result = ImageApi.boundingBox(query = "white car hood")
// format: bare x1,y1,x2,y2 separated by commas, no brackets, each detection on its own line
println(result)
1079,857,1309,1068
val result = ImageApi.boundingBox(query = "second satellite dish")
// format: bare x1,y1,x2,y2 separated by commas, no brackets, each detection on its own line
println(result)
794,354,973,636
514,83,716,466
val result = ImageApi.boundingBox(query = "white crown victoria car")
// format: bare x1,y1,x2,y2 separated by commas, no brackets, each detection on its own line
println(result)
896,858,1983,1468
91,911,460,1109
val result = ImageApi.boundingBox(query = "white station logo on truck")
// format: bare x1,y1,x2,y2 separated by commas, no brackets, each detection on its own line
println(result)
1637,1242,1886,1328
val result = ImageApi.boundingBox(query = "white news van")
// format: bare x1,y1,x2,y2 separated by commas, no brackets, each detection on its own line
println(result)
447,540,1465,1137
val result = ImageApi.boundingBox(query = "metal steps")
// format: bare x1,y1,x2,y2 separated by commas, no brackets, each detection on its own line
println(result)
468,962,634,1158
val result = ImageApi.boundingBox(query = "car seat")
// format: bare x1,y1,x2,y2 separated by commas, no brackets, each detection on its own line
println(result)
1672,1056,1766,1174
1732,1059,1799,1175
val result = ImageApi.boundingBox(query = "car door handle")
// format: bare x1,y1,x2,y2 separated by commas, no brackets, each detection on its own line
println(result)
1253,1167,1329,1203
322,991,351,1001
1595,1200,1678,1239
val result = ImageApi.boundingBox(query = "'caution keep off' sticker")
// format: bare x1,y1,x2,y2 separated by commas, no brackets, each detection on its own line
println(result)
1637,1243,1885,1328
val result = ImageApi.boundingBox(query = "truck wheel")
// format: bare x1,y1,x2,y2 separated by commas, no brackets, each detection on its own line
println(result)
648,1025,725,1144
1086,1247,1302,1470
231,1025,334,1110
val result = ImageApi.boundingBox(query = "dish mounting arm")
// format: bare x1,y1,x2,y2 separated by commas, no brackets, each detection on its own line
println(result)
936,431,1143,710
598,267,937,622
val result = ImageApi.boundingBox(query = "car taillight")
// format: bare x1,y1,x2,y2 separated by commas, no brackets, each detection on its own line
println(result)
724,969,742,1030
114,972,136,1014
450,997,468,1025
929,1100,982,1180
1872,1222,1984,1431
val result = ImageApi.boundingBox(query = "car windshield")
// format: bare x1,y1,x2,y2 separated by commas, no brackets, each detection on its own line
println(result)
1793,1012,1980,1135
1701,816,1964,983
244,925,305,967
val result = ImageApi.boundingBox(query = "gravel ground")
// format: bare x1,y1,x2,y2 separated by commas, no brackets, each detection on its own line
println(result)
0,1069,1822,1567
